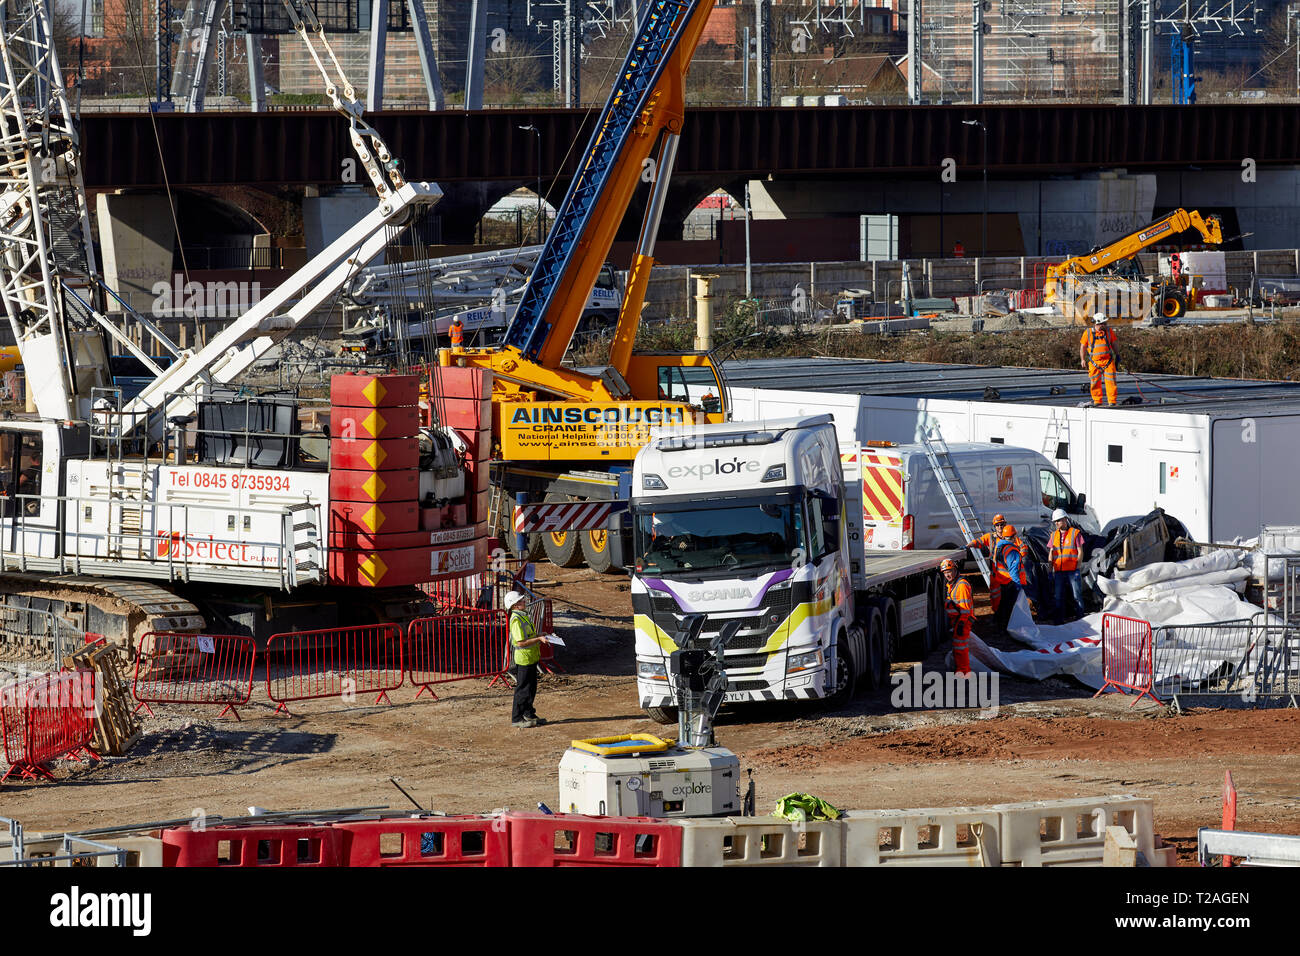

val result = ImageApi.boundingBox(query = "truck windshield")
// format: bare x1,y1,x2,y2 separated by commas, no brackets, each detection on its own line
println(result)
634,501,803,575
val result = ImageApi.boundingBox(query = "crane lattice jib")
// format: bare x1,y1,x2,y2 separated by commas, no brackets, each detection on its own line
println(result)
503,0,702,362
0,0,103,421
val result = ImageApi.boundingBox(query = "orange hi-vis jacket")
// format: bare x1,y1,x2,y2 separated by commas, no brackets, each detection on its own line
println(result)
1082,326,1117,368
968,531,998,553
1049,525,1083,572
945,577,974,628
993,535,1029,586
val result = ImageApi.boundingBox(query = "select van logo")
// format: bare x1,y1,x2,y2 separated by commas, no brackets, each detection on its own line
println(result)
50,887,151,937
996,466,1015,499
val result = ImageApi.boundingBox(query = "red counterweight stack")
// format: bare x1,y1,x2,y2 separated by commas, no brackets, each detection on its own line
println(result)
328,373,432,587
429,366,492,538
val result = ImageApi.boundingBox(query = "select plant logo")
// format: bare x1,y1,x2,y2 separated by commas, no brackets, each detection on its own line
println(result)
156,531,181,558
49,887,151,936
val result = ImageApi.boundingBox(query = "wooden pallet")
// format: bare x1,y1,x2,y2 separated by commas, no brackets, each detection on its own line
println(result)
64,643,142,757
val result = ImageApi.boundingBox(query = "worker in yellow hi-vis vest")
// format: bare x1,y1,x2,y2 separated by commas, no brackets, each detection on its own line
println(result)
507,591,547,728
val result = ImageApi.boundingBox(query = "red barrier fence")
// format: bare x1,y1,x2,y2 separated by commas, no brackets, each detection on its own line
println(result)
1093,613,1159,707
406,609,508,699
133,632,257,720
265,624,405,714
158,812,688,867
1,671,98,781
161,826,345,867
508,812,683,868
335,816,510,866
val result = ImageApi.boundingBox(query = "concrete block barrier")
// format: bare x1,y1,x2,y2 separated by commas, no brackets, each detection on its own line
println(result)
842,807,1001,866
678,817,842,867
993,795,1160,867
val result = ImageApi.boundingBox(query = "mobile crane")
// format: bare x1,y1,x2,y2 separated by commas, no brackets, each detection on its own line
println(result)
0,0,483,646
440,0,728,574
1043,208,1223,322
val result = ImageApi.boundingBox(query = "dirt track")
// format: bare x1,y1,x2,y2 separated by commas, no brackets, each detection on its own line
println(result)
3,566,1298,863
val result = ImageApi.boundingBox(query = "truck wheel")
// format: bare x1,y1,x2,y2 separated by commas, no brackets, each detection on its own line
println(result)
882,598,899,667
508,530,544,562
930,574,951,650
645,705,677,725
825,630,857,705
541,494,585,568
863,607,886,692
1161,291,1187,319
924,575,942,654
581,527,616,573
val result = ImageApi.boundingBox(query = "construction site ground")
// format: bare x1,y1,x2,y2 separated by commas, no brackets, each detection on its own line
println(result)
4,565,1298,865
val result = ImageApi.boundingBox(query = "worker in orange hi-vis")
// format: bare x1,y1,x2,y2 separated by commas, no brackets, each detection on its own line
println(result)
966,513,1006,613
990,523,1030,633
449,315,464,350
1048,508,1086,624
1079,311,1119,406
941,558,974,674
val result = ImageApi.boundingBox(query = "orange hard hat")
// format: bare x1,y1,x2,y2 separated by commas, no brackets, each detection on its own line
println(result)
992,514,1006,525
940,558,959,572
1001,524,1017,538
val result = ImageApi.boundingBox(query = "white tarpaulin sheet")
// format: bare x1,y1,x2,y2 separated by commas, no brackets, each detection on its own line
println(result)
961,552,1273,691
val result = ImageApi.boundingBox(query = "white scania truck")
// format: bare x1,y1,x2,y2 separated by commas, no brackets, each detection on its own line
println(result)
630,415,962,722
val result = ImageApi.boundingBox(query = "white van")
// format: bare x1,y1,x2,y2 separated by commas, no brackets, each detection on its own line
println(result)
859,441,1100,550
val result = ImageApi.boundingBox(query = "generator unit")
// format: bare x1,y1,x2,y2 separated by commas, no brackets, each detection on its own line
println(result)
558,615,750,818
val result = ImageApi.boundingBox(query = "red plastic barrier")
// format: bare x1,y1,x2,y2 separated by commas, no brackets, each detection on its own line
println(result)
1093,613,1160,707
508,812,682,867
162,826,343,867
0,672,98,781
133,632,257,720
336,816,509,866
406,609,508,700
265,624,404,715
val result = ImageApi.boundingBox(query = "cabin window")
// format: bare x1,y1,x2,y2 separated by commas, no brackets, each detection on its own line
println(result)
0,431,41,518
1040,470,1072,512
1108,444,1123,463
657,366,720,414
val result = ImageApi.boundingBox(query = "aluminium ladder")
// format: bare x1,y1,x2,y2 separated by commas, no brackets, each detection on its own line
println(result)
1042,409,1072,483
918,423,992,586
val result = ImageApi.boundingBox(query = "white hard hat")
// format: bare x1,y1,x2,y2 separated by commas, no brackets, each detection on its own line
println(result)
1051,508,1068,522
1093,311,1108,323
503,590,526,611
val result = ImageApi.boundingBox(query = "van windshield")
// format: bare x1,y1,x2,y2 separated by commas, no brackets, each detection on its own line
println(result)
634,501,804,576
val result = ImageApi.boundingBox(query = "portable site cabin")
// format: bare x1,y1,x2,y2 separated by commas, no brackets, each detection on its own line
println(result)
723,357,1300,543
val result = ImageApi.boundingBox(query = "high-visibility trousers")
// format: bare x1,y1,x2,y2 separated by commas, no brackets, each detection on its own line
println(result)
1089,360,1117,405
952,621,971,674
989,581,1002,614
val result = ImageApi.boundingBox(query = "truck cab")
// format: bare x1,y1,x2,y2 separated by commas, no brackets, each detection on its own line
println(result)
629,416,854,719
